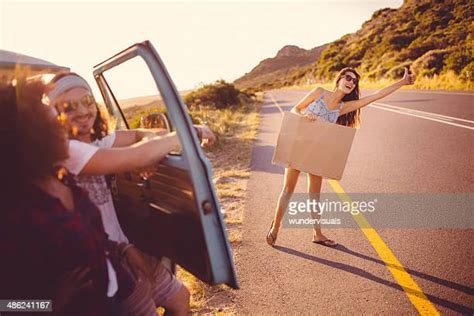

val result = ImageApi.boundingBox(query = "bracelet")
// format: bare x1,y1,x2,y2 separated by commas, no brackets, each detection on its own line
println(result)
120,243,135,258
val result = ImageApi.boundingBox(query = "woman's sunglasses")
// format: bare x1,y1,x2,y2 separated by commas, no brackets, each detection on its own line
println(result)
343,74,359,85
54,95,97,113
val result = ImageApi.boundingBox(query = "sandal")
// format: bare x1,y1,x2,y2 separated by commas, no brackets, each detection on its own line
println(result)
312,239,338,248
266,220,277,247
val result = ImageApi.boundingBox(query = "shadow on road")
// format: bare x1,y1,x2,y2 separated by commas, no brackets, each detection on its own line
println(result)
334,245,474,296
250,144,284,175
261,104,292,115
274,245,473,314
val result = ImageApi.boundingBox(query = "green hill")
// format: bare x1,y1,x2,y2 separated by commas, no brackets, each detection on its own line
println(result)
236,0,473,90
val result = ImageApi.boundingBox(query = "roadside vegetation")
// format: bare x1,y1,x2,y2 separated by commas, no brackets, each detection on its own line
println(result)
123,80,262,314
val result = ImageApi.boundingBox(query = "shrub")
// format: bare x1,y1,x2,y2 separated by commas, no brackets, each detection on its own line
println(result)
389,34,416,49
406,37,441,59
460,61,474,82
411,49,451,76
444,45,474,74
385,62,412,80
184,80,243,109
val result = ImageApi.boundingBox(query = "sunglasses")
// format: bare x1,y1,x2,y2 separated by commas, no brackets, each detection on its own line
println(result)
343,74,359,85
54,95,97,113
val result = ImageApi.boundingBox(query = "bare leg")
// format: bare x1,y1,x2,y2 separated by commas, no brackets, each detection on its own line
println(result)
270,167,301,238
307,173,323,239
307,173,337,246
162,285,190,316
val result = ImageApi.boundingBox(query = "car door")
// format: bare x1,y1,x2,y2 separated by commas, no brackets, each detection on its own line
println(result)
92,41,238,289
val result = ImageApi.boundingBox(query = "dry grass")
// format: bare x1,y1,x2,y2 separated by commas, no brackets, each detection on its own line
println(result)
174,97,261,315
286,72,473,92
409,71,473,91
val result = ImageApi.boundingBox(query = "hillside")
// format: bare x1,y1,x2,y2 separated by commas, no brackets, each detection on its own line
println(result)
236,0,473,90
234,44,327,90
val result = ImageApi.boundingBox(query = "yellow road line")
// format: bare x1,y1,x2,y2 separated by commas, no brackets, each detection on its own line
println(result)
328,180,440,315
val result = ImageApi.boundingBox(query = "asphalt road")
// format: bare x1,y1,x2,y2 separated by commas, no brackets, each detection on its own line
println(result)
235,89,474,315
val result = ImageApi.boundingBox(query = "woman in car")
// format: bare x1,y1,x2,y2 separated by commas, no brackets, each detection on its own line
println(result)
0,78,136,315
266,67,415,247
46,72,216,315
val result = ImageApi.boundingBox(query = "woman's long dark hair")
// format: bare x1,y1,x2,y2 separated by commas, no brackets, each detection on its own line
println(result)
46,72,109,141
335,67,361,128
0,78,69,201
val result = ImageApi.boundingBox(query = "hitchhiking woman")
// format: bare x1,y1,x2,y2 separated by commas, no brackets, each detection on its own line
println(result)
266,67,415,247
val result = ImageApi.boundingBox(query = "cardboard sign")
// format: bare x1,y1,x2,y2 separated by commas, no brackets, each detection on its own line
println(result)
272,112,356,180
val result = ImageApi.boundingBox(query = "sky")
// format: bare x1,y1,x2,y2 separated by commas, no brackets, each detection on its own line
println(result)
1,0,403,98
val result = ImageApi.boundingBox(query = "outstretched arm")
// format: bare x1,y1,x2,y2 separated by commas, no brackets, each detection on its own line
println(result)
113,125,215,147
339,67,415,115
113,129,168,147
80,133,180,175
76,124,216,176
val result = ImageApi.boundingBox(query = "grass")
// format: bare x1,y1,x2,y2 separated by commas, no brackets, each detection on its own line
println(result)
408,71,473,91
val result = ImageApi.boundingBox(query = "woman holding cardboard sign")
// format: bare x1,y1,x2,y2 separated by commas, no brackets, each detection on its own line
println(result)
266,67,415,247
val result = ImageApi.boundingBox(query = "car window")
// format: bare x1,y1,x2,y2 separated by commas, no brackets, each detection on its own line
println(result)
97,56,181,155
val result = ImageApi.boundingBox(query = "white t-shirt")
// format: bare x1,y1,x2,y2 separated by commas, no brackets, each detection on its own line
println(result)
63,132,130,298
65,133,130,244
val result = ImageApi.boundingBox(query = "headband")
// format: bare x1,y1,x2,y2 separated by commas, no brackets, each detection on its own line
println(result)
47,74,92,101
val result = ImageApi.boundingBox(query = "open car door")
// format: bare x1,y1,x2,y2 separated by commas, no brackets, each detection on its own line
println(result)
92,41,238,289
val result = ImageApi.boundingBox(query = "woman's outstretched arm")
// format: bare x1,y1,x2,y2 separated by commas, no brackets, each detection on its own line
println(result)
339,67,415,115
